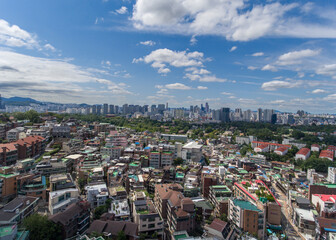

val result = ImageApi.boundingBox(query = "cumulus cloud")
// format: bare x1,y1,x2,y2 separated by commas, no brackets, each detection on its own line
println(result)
316,64,336,79
133,48,204,74
0,19,39,49
324,94,336,101
261,64,277,72
261,80,301,91
131,0,305,41
248,66,258,70
116,6,128,14
270,100,285,104
139,40,156,46
276,49,320,66
197,86,208,90
311,89,327,94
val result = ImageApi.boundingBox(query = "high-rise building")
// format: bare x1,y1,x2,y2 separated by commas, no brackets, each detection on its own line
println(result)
123,104,128,114
166,102,168,110
109,104,114,114
150,105,156,113
91,105,97,114
158,104,165,114
257,108,263,122
221,108,230,123
205,102,209,113
96,105,102,115
263,109,274,123
0,94,4,110
103,103,108,115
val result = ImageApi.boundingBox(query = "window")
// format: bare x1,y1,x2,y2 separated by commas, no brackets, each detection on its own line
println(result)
148,224,155,228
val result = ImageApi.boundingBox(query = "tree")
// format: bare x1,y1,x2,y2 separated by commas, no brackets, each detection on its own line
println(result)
173,157,184,166
23,214,62,240
219,213,228,222
117,231,127,240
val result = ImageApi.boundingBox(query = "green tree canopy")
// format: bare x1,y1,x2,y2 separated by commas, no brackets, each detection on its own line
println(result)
23,214,62,240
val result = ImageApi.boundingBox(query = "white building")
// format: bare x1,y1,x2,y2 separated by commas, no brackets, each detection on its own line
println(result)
328,167,336,184
86,183,109,208
311,194,336,215
109,199,130,221
295,148,311,161
49,188,79,215
311,144,320,152
182,141,203,163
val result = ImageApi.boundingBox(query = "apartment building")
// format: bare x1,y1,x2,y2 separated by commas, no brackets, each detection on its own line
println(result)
100,145,122,159
149,151,174,169
228,198,265,239
0,196,39,223
0,167,19,200
154,184,195,236
132,192,164,238
181,142,203,163
49,188,79,214
328,167,336,184
49,201,90,239
86,183,109,208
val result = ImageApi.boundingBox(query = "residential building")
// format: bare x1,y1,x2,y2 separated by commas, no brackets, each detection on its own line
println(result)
109,199,130,221
100,145,122,159
49,188,80,214
308,184,336,201
204,218,230,240
86,220,138,240
52,125,71,138
62,139,84,153
293,208,316,237
86,183,109,208
149,151,174,169
49,201,90,239
6,127,26,142
182,142,203,163
228,198,265,239
132,193,164,238
0,167,19,200
328,167,336,184
311,144,320,152
0,196,39,223
311,194,336,215
295,148,311,160
320,150,334,161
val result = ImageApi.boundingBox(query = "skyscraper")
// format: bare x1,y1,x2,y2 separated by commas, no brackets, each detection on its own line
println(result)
0,94,4,110
257,108,263,122
221,108,230,123
103,103,108,115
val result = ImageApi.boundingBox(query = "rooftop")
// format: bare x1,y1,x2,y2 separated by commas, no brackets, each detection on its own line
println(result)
232,199,261,212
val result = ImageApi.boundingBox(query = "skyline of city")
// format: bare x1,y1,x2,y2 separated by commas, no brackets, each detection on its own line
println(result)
0,0,336,113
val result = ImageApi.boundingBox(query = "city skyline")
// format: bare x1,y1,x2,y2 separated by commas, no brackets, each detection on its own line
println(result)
1,0,336,113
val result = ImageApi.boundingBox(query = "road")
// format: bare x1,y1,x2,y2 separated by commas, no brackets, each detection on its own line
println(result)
272,183,304,240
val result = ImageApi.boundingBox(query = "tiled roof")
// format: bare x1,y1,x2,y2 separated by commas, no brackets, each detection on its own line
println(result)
208,218,227,232
319,150,334,159
296,148,310,156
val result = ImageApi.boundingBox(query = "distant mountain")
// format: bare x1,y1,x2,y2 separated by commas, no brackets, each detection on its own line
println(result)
2,97,41,106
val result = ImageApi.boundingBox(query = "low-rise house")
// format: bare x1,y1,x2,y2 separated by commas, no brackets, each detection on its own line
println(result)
295,148,311,160
293,208,316,237
320,150,334,161
86,220,138,240
204,218,230,240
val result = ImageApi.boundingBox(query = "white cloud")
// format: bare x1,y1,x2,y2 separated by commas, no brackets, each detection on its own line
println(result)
270,100,285,104
197,86,208,90
131,0,336,41
221,92,233,95
190,35,197,45
0,50,131,102
276,49,320,66
132,0,303,41
44,43,56,52
324,94,336,101
0,19,39,49
165,83,192,90
261,80,301,91
261,64,277,72
251,52,264,57
248,66,258,70
116,6,128,14
229,46,237,52
133,48,204,74
316,64,336,79
139,40,156,46
311,89,327,94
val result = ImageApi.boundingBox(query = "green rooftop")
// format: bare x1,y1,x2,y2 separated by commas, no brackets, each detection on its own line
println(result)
0,173,19,178
130,162,140,167
174,234,188,240
176,172,184,178
233,199,261,212
0,226,14,238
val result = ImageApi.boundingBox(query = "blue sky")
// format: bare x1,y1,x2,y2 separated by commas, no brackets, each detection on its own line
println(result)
0,0,336,113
